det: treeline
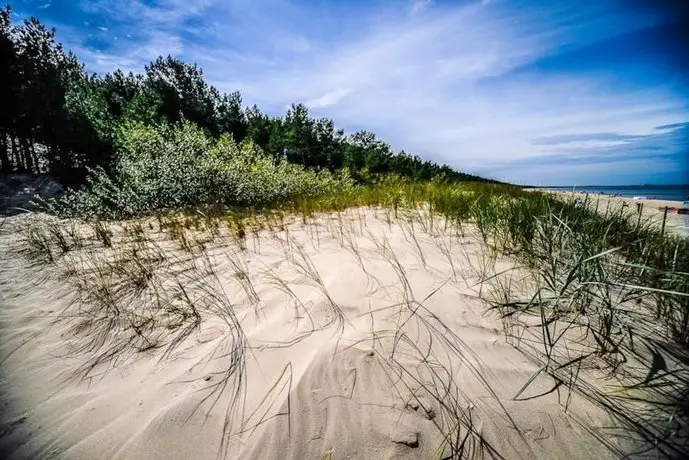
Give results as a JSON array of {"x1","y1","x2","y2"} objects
[{"x1": 0, "y1": 6, "x2": 493, "y2": 185}]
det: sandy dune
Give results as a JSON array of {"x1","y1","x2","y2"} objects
[{"x1": 0, "y1": 207, "x2": 683, "y2": 459}]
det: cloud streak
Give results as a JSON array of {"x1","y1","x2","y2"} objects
[{"x1": 305, "y1": 88, "x2": 353, "y2": 109}]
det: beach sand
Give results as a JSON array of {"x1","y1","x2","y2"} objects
[
  {"x1": 538, "y1": 190, "x2": 689, "y2": 237},
  {"x1": 0, "y1": 207, "x2": 684, "y2": 459}
]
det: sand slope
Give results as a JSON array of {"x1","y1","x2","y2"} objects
[{"x1": 0, "y1": 207, "x2": 667, "y2": 459}]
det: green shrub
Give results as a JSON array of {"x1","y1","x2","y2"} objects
[{"x1": 42, "y1": 121, "x2": 353, "y2": 218}]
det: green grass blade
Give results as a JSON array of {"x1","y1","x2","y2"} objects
[{"x1": 513, "y1": 364, "x2": 546, "y2": 400}]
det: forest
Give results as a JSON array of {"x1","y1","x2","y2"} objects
[{"x1": 0, "y1": 5, "x2": 491, "y2": 187}]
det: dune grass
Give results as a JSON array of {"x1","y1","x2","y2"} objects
[
  {"x1": 20, "y1": 180, "x2": 689, "y2": 362},
  {"x1": 13, "y1": 177, "x2": 689, "y2": 458}
]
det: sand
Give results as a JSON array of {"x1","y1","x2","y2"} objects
[
  {"x1": 0, "y1": 207, "x2": 685, "y2": 459},
  {"x1": 539, "y1": 190, "x2": 689, "y2": 237}
]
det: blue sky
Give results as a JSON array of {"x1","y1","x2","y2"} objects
[{"x1": 11, "y1": 0, "x2": 689, "y2": 185}]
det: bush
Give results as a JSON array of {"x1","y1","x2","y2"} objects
[{"x1": 42, "y1": 121, "x2": 354, "y2": 218}]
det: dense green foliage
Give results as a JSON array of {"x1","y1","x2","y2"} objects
[
  {"x1": 40, "y1": 122, "x2": 353, "y2": 218},
  {"x1": 1, "y1": 5, "x2": 491, "y2": 186}
]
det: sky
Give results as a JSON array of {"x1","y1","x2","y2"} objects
[{"x1": 11, "y1": 0, "x2": 689, "y2": 185}]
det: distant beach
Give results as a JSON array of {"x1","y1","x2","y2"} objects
[
  {"x1": 536, "y1": 188, "x2": 689, "y2": 237},
  {"x1": 540, "y1": 185, "x2": 689, "y2": 203}
]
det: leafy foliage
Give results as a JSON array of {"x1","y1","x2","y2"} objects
[{"x1": 42, "y1": 122, "x2": 353, "y2": 218}]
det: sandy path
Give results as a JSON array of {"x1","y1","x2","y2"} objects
[{"x1": 0, "y1": 207, "x2": 674, "y2": 459}]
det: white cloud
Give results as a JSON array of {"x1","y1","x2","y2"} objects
[
  {"x1": 81, "y1": 0, "x2": 217, "y2": 24},
  {"x1": 409, "y1": 0, "x2": 433, "y2": 16},
  {"x1": 69, "y1": 30, "x2": 183, "y2": 74},
  {"x1": 533, "y1": 140, "x2": 632, "y2": 150},
  {"x1": 58, "y1": 0, "x2": 214, "y2": 74},
  {"x1": 305, "y1": 88, "x2": 353, "y2": 109}
]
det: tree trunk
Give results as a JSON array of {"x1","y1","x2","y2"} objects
[
  {"x1": 10, "y1": 135, "x2": 25, "y2": 172},
  {"x1": 0, "y1": 131, "x2": 11, "y2": 173},
  {"x1": 29, "y1": 141, "x2": 39, "y2": 173},
  {"x1": 21, "y1": 137, "x2": 33, "y2": 174}
]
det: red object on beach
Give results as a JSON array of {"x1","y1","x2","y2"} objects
[
  {"x1": 659, "y1": 207, "x2": 678, "y2": 212},
  {"x1": 678, "y1": 208, "x2": 689, "y2": 215}
]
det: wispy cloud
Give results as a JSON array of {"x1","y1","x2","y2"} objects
[
  {"x1": 409, "y1": 0, "x2": 434, "y2": 16},
  {"x1": 531, "y1": 133, "x2": 648, "y2": 145},
  {"x1": 45, "y1": 0, "x2": 215, "y2": 74},
  {"x1": 305, "y1": 88, "x2": 353, "y2": 109},
  {"x1": 656, "y1": 122, "x2": 689, "y2": 131},
  {"x1": 15, "y1": 0, "x2": 689, "y2": 185}
]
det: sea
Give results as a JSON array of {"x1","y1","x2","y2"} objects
[{"x1": 541, "y1": 184, "x2": 689, "y2": 202}]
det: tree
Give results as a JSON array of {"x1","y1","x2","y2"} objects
[
  {"x1": 0, "y1": 5, "x2": 17, "y2": 172},
  {"x1": 216, "y1": 91, "x2": 247, "y2": 141},
  {"x1": 245, "y1": 105, "x2": 272, "y2": 149},
  {"x1": 314, "y1": 117, "x2": 344, "y2": 171},
  {"x1": 283, "y1": 103, "x2": 316, "y2": 166},
  {"x1": 144, "y1": 56, "x2": 218, "y2": 132},
  {"x1": 266, "y1": 118, "x2": 286, "y2": 160},
  {"x1": 3, "y1": 12, "x2": 81, "y2": 176},
  {"x1": 101, "y1": 70, "x2": 142, "y2": 118},
  {"x1": 61, "y1": 74, "x2": 116, "y2": 178},
  {"x1": 344, "y1": 130, "x2": 392, "y2": 174}
]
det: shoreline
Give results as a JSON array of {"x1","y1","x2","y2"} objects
[
  {"x1": 529, "y1": 186, "x2": 689, "y2": 204},
  {"x1": 532, "y1": 188, "x2": 689, "y2": 237}
]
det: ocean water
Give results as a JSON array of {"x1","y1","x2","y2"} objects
[{"x1": 543, "y1": 185, "x2": 689, "y2": 202}]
